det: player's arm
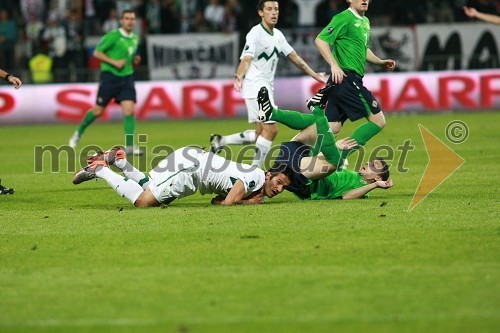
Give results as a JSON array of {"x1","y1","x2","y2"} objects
[
  {"x1": 287, "y1": 51, "x2": 326, "y2": 84},
  {"x1": 366, "y1": 49, "x2": 396, "y2": 71},
  {"x1": 464, "y1": 6, "x2": 500, "y2": 25},
  {"x1": 220, "y1": 179, "x2": 247, "y2": 205},
  {"x1": 234, "y1": 55, "x2": 252, "y2": 93},
  {"x1": 342, "y1": 180, "x2": 394, "y2": 200},
  {"x1": 0, "y1": 68, "x2": 22, "y2": 89},
  {"x1": 93, "y1": 49, "x2": 126, "y2": 69},
  {"x1": 315, "y1": 37, "x2": 345, "y2": 84}
]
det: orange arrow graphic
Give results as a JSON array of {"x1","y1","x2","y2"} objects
[{"x1": 409, "y1": 124, "x2": 465, "y2": 211}]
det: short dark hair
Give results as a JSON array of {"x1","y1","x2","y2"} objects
[
  {"x1": 376, "y1": 159, "x2": 390, "y2": 181},
  {"x1": 258, "y1": 0, "x2": 278, "y2": 11},
  {"x1": 267, "y1": 162, "x2": 294, "y2": 184},
  {"x1": 121, "y1": 9, "x2": 136, "y2": 18}
]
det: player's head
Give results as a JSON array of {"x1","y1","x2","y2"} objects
[
  {"x1": 263, "y1": 163, "x2": 294, "y2": 198},
  {"x1": 346, "y1": 0, "x2": 369, "y2": 14},
  {"x1": 258, "y1": 1, "x2": 279, "y2": 28},
  {"x1": 358, "y1": 158, "x2": 389, "y2": 182},
  {"x1": 120, "y1": 10, "x2": 136, "y2": 32}
]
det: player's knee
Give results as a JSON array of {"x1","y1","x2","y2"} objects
[
  {"x1": 263, "y1": 124, "x2": 278, "y2": 139},
  {"x1": 376, "y1": 119, "x2": 386, "y2": 129},
  {"x1": 92, "y1": 107, "x2": 104, "y2": 117}
]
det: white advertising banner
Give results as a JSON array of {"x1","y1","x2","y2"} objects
[
  {"x1": 146, "y1": 33, "x2": 239, "y2": 80},
  {"x1": 0, "y1": 70, "x2": 498, "y2": 124},
  {"x1": 280, "y1": 22, "x2": 499, "y2": 74}
]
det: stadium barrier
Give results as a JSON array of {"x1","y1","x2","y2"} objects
[{"x1": 0, "y1": 69, "x2": 498, "y2": 124}]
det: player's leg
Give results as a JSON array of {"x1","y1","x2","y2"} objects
[
  {"x1": 340, "y1": 112, "x2": 384, "y2": 159},
  {"x1": 69, "y1": 104, "x2": 105, "y2": 148},
  {"x1": 120, "y1": 100, "x2": 144, "y2": 155},
  {"x1": 311, "y1": 105, "x2": 342, "y2": 167},
  {"x1": 117, "y1": 74, "x2": 143, "y2": 155},
  {"x1": 69, "y1": 72, "x2": 117, "y2": 148},
  {"x1": 210, "y1": 98, "x2": 260, "y2": 154},
  {"x1": 253, "y1": 122, "x2": 277, "y2": 167},
  {"x1": 257, "y1": 86, "x2": 315, "y2": 130},
  {"x1": 88, "y1": 147, "x2": 151, "y2": 189},
  {"x1": 73, "y1": 160, "x2": 151, "y2": 206},
  {"x1": 330, "y1": 73, "x2": 384, "y2": 159},
  {"x1": 210, "y1": 130, "x2": 256, "y2": 154}
]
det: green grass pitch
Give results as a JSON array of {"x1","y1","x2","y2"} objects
[{"x1": 0, "y1": 112, "x2": 499, "y2": 333}]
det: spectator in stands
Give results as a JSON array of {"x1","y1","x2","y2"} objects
[
  {"x1": 204, "y1": 0, "x2": 225, "y2": 31},
  {"x1": 316, "y1": 0, "x2": 343, "y2": 27},
  {"x1": 145, "y1": 0, "x2": 161, "y2": 34},
  {"x1": 102, "y1": 7, "x2": 119, "y2": 33},
  {"x1": 160, "y1": 0, "x2": 181, "y2": 34},
  {"x1": 29, "y1": 42, "x2": 54, "y2": 83},
  {"x1": 191, "y1": 10, "x2": 213, "y2": 32},
  {"x1": 0, "y1": 9, "x2": 18, "y2": 71},
  {"x1": 65, "y1": 9, "x2": 85, "y2": 82},
  {"x1": 24, "y1": 12, "x2": 45, "y2": 59},
  {"x1": 464, "y1": 5, "x2": 500, "y2": 24},
  {"x1": 222, "y1": 0, "x2": 241, "y2": 32},
  {"x1": 42, "y1": 11, "x2": 68, "y2": 82},
  {"x1": 20, "y1": 0, "x2": 46, "y2": 22},
  {"x1": 179, "y1": 0, "x2": 204, "y2": 33}
]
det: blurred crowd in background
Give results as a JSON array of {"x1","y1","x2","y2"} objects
[{"x1": 0, "y1": 0, "x2": 498, "y2": 83}]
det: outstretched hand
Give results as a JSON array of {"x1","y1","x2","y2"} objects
[
  {"x1": 336, "y1": 137, "x2": 358, "y2": 151},
  {"x1": 376, "y1": 180, "x2": 393, "y2": 189},
  {"x1": 381, "y1": 59, "x2": 396, "y2": 71}
]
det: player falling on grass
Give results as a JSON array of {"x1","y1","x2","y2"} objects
[
  {"x1": 258, "y1": 84, "x2": 393, "y2": 200},
  {"x1": 0, "y1": 67, "x2": 22, "y2": 195},
  {"x1": 313, "y1": 0, "x2": 395, "y2": 166},
  {"x1": 72, "y1": 145, "x2": 294, "y2": 207},
  {"x1": 209, "y1": 0, "x2": 326, "y2": 167},
  {"x1": 68, "y1": 10, "x2": 143, "y2": 155}
]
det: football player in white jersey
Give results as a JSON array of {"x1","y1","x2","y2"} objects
[
  {"x1": 210, "y1": 0, "x2": 326, "y2": 167},
  {"x1": 72, "y1": 146, "x2": 294, "y2": 207}
]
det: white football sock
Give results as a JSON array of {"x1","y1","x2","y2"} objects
[
  {"x1": 114, "y1": 158, "x2": 151, "y2": 189},
  {"x1": 220, "y1": 130, "x2": 256, "y2": 146},
  {"x1": 252, "y1": 136, "x2": 273, "y2": 167},
  {"x1": 96, "y1": 167, "x2": 144, "y2": 204}
]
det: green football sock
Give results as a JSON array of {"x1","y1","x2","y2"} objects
[
  {"x1": 77, "y1": 111, "x2": 98, "y2": 135},
  {"x1": 341, "y1": 122, "x2": 382, "y2": 159},
  {"x1": 271, "y1": 108, "x2": 315, "y2": 130},
  {"x1": 312, "y1": 106, "x2": 341, "y2": 166},
  {"x1": 124, "y1": 114, "x2": 135, "y2": 147}
]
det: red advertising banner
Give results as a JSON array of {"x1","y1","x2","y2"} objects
[{"x1": 0, "y1": 70, "x2": 498, "y2": 124}]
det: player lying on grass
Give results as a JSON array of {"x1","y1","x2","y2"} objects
[
  {"x1": 257, "y1": 85, "x2": 393, "y2": 199},
  {"x1": 72, "y1": 146, "x2": 294, "y2": 207}
]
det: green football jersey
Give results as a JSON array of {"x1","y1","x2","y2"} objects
[
  {"x1": 309, "y1": 169, "x2": 368, "y2": 200},
  {"x1": 96, "y1": 29, "x2": 139, "y2": 76},
  {"x1": 317, "y1": 8, "x2": 370, "y2": 77}
]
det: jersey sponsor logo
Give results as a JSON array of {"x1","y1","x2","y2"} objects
[
  {"x1": 372, "y1": 101, "x2": 378, "y2": 108},
  {"x1": 257, "y1": 47, "x2": 280, "y2": 61}
]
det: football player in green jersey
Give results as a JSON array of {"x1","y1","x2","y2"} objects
[
  {"x1": 69, "y1": 10, "x2": 143, "y2": 155},
  {"x1": 314, "y1": 0, "x2": 396, "y2": 167},
  {"x1": 258, "y1": 85, "x2": 393, "y2": 200}
]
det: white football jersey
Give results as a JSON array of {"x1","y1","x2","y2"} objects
[
  {"x1": 241, "y1": 23, "x2": 294, "y2": 99},
  {"x1": 195, "y1": 152, "x2": 265, "y2": 197}
]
